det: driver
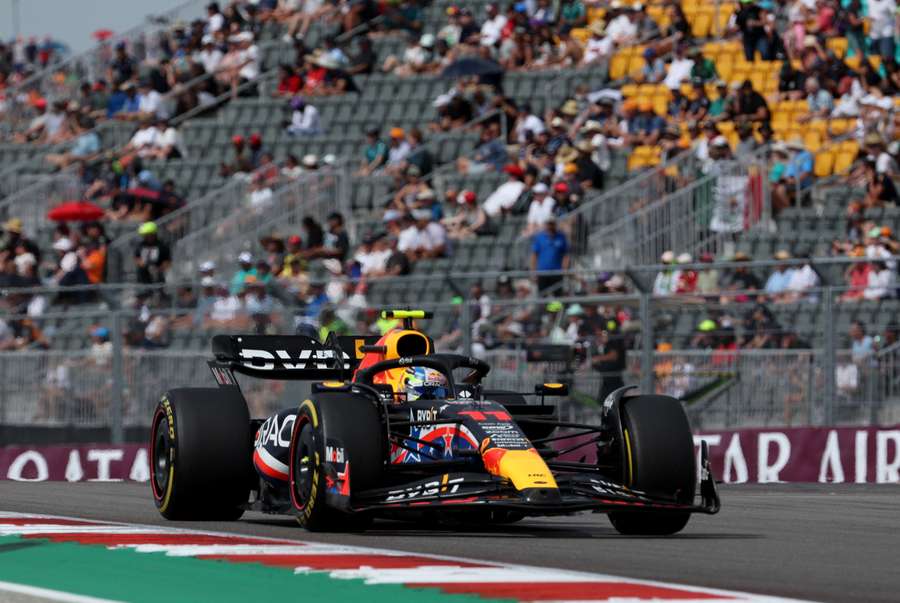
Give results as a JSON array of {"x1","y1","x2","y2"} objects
[{"x1": 401, "y1": 366, "x2": 449, "y2": 401}]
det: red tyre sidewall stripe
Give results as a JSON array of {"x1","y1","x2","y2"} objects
[{"x1": 149, "y1": 406, "x2": 166, "y2": 501}]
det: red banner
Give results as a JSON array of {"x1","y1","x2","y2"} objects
[
  {"x1": 1, "y1": 426, "x2": 899, "y2": 483},
  {"x1": 696, "y1": 425, "x2": 900, "y2": 484}
]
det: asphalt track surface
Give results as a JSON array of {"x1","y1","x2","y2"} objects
[{"x1": 0, "y1": 482, "x2": 897, "y2": 603}]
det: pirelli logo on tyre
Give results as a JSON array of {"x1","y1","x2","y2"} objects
[{"x1": 161, "y1": 397, "x2": 175, "y2": 442}]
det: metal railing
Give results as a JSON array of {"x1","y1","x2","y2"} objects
[
  {"x1": 0, "y1": 174, "x2": 84, "y2": 236},
  {"x1": 106, "y1": 162, "x2": 351, "y2": 282},
  {"x1": 4, "y1": 278, "x2": 900, "y2": 439}
]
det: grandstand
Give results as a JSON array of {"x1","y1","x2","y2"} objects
[{"x1": 2, "y1": 0, "x2": 900, "y2": 441}]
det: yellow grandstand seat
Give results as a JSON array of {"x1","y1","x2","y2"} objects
[
  {"x1": 826, "y1": 37, "x2": 848, "y2": 58},
  {"x1": 610, "y1": 53, "x2": 630, "y2": 80},
  {"x1": 691, "y1": 11, "x2": 713, "y2": 38},
  {"x1": 845, "y1": 55, "x2": 861, "y2": 70},
  {"x1": 829, "y1": 118, "x2": 851, "y2": 135},
  {"x1": 653, "y1": 93, "x2": 669, "y2": 115},
  {"x1": 834, "y1": 151, "x2": 856, "y2": 174},
  {"x1": 814, "y1": 151, "x2": 835, "y2": 177},
  {"x1": 803, "y1": 130, "x2": 823, "y2": 152},
  {"x1": 570, "y1": 28, "x2": 591, "y2": 44},
  {"x1": 621, "y1": 83, "x2": 639, "y2": 98}
]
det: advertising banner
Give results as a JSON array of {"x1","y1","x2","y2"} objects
[{"x1": 1, "y1": 425, "x2": 898, "y2": 483}]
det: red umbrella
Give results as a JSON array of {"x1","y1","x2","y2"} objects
[
  {"x1": 92, "y1": 29, "x2": 115, "y2": 41},
  {"x1": 47, "y1": 201, "x2": 105, "y2": 222}
]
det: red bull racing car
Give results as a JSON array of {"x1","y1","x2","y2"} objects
[{"x1": 150, "y1": 310, "x2": 719, "y2": 535}]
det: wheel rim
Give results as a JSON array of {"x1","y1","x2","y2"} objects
[
  {"x1": 292, "y1": 422, "x2": 316, "y2": 509},
  {"x1": 152, "y1": 417, "x2": 170, "y2": 496}
]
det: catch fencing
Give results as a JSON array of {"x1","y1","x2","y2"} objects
[{"x1": 4, "y1": 269, "x2": 900, "y2": 441}]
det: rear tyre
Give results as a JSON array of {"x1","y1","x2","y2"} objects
[
  {"x1": 150, "y1": 388, "x2": 253, "y2": 521},
  {"x1": 608, "y1": 395, "x2": 695, "y2": 536},
  {"x1": 289, "y1": 393, "x2": 383, "y2": 531}
]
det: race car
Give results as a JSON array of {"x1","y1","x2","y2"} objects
[{"x1": 149, "y1": 310, "x2": 719, "y2": 535}]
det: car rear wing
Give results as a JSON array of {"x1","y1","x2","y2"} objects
[{"x1": 208, "y1": 333, "x2": 380, "y2": 382}]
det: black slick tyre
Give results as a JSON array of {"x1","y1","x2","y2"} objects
[
  {"x1": 150, "y1": 387, "x2": 253, "y2": 520},
  {"x1": 608, "y1": 394, "x2": 696, "y2": 535},
  {"x1": 289, "y1": 393, "x2": 383, "y2": 531}
]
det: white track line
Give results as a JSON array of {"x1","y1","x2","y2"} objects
[{"x1": 0, "y1": 581, "x2": 122, "y2": 603}]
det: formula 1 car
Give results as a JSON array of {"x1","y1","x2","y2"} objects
[{"x1": 150, "y1": 310, "x2": 719, "y2": 535}]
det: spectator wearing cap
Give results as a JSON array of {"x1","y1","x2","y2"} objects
[
  {"x1": 582, "y1": 20, "x2": 613, "y2": 65},
  {"x1": 573, "y1": 138, "x2": 604, "y2": 189},
  {"x1": 640, "y1": 47, "x2": 666, "y2": 84},
  {"x1": 134, "y1": 222, "x2": 170, "y2": 285},
  {"x1": 390, "y1": 164, "x2": 430, "y2": 211},
  {"x1": 458, "y1": 122, "x2": 507, "y2": 174},
  {"x1": 444, "y1": 190, "x2": 489, "y2": 240},
  {"x1": 530, "y1": 217, "x2": 569, "y2": 292},
  {"x1": 483, "y1": 164, "x2": 527, "y2": 218},
  {"x1": 50, "y1": 235, "x2": 89, "y2": 294},
  {"x1": 286, "y1": 96, "x2": 321, "y2": 136},
  {"x1": 590, "y1": 316, "x2": 627, "y2": 400},
  {"x1": 359, "y1": 127, "x2": 389, "y2": 175},
  {"x1": 766, "y1": 250, "x2": 798, "y2": 301},
  {"x1": 230, "y1": 252, "x2": 257, "y2": 295},
  {"x1": 387, "y1": 127, "x2": 411, "y2": 167},
  {"x1": 135, "y1": 78, "x2": 166, "y2": 121},
  {"x1": 197, "y1": 35, "x2": 224, "y2": 75},
  {"x1": 864, "y1": 134, "x2": 899, "y2": 176},
  {"x1": 523, "y1": 183, "x2": 556, "y2": 236},
  {"x1": 674, "y1": 253, "x2": 697, "y2": 293},
  {"x1": 220, "y1": 134, "x2": 251, "y2": 177},
  {"x1": 2, "y1": 218, "x2": 41, "y2": 263},
  {"x1": 383, "y1": 33, "x2": 433, "y2": 75},
  {"x1": 653, "y1": 250, "x2": 681, "y2": 295}
]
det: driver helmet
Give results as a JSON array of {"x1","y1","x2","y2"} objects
[{"x1": 402, "y1": 366, "x2": 449, "y2": 401}]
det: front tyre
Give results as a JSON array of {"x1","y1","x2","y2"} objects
[
  {"x1": 608, "y1": 395, "x2": 696, "y2": 536},
  {"x1": 289, "y1": 394, "x2": 383, "y2": 531},
  {"x1": 150, "y1": 388, "x2": 254, "y2": 520}
]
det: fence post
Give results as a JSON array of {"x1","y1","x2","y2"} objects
[
  {"x1": 110, "y1": 311, "x2": 125, "y2": 444},
  {"x1": 640, "y1": 293, "x2": 654, "y2": 393},
  {"x1": 822, "y1": 286, "x2": 836, "y2": 426},
  {"x1": 461, "y1": 299, "x2": 472, "y2": 356}
]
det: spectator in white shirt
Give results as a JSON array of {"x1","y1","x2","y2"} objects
[
  {"x1": 483, "y1": 164, "x2": 527, "y2": 217},
  {"x1": 286, "y1": 96, "x2": 321, "y2": 135},
  {"x1": 236, "y1": 33, "x2": 260, "y2": 82},
  {"x1": 153, "y1": 118, "x2": 185, "y2": 160},
  {"x1": 523, "y1": 183, "x2": 556, "y2": 236},
  {"x1": 387, "y1": 127, "x2": 412, "y2": 166},
  {"x1": 481, "y1": 3, "x2": 508, "y2": 46},
  {"x1": 206, "y1": 2, "x2": 226, "y2": 34},
  {"x1": 196, "y1": 35, "x2": 224, "y2": 74},
  {"x1": 125, "y1": 118, "x2": 161, "y2": 158},
  {"x1": 582, "y1": 21, "x2": 612, "y2": 64},
  {"x1": 867, "y1": 0, "x2": 897, "y2": 59},
  {"x1": 864, "y1": 261, "x2": 895, "y2": 300},
  {"x1": 605, "y1": 5, "x2": 639, "y2": 44},
  {"x1": 664, "y1": 44, "x2": 695, "y2": 90},
  {"x1": 514, "y1": 103, "x2": 546, "y2": 144},
  {"x1": 137, "y1": 79, "x2": 167, "y2": 120},
  {"x1": 398, "y1": 210, "x2": 447, "y2": 260}
]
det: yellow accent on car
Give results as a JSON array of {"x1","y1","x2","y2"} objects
[
  {"x1": 494, "y1": 449, "x2": 559, "y2": 491},
  {"x1": 624, "y1": 428, "x2": 634, "y2": 488},
  {"x1": 300, "y1": 399, "x2": 318, "y2": 428},
  {"x1": 544, "y1": 383, "x2": 564, "y2": 388},
  {"x1": 320, "y1": 381, "x2": 346, "y2": 388},
  {"x1": 382, "y1": 310, "x2": 426, "y2": 319}
]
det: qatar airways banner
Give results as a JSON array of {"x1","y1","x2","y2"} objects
[
  {"x1": 695, "y1": 425, "x2": 900, "y2": 484},
  {"x1": 1, "y1": 426, "x2": 899, "y2": 483},
  {"x1": 0, "y1": 444, "x2": 149, "y2": 482}
]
